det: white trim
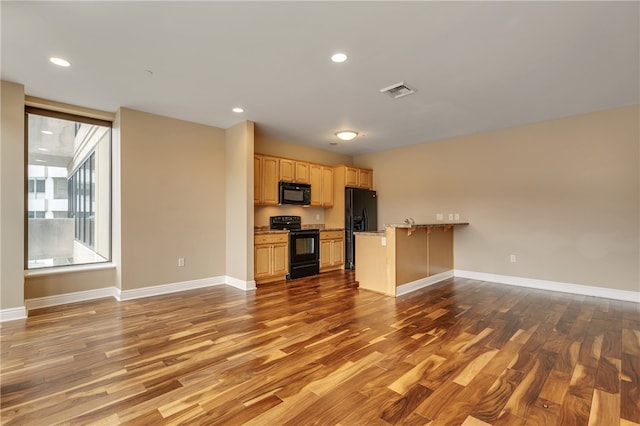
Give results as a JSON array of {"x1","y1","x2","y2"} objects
[
  {"x1": 116, "y1": 276, "x2": 227, "y2": 301},
  {"x1": 25, "y1": 262, "x2": 116, "y2": 277},
  {"x1": 396, "y1": 270, "x2": 454, "y2": 297},
  {"x1": 0, "y1": 306, "x2": 27, "y2": 322},
  {"x1": 25, "y1": 287, "x2": 118, "y2": 312},
  {"x1": 225, "y1": 276, "x2": 257, "y2": 291},
  {"x1": 454, "y1": 270, "x2": 640, "y2": 303}
]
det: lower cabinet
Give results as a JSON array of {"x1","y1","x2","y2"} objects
[
  {"x1": 319, "y1": 230, "x2": 344, "y2": 272},
  {"x1": 255, "y1": 233, "x2": 288, "y2": 284}
]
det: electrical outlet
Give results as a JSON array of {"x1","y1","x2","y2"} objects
[
  {"x1": 315, "y1": 213, "x2": 320, "y2": 221},
  {"x1": 454, "y1": 213, "x2": 460, "y2": 221},
  {"x1": 510, "y1": 254, "x2": 516, "y2": 263},
  {"x1": 436, "y1": 213, "x2": 443, "y2": 220},
  {"x1": 178, "y1": 257, "x2": 185, "y2": 267},
  {"x1": 448, "y1": 213, "x2": 454, "y2": 221}
]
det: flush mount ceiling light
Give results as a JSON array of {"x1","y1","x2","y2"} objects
[
  {"x1": 41, "y1": 130, "x2": 53, "y2": 135},
  {"x1": 331, "y1": 53, "x2": 348, "y2": 63},
  {"x1": 335, "y1": 130, "x2": 358, "y2": 141},
  {"x1": 49, "y1": 57, "x2": 71, "y2": 67},
  {"x1": 232, "y1": 107, "x2": 244, "y2": 113}
]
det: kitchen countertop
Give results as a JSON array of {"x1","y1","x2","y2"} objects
[
  {"x1": 384, "y1": 222, "x2": 469, "y2": 228},
  {"x1": 254, "y1": 229, "x2": 289, "y2": 235},
  {"x1": 354, "y1": 222, "x2": 469, "y2": 237},
  {"x1": 255, "y1": 225, "x2": 344, "y2": 234}
]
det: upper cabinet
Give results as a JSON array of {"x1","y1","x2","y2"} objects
[
  {"x1": 341, "y1": 166, "x2": 373, "y2": 190},
  {"x1": 310, "y1": 164, "x2": 334, "y2": 207},
  {"x1": 255, "y1": 155, "x2": 371, "y2": 211},
  {"x1": 279, "y1": 159, "x2": 309, "y2": 184},
  {"x1": 254, "y1": 154, "x2": 279, "y2": 205}
]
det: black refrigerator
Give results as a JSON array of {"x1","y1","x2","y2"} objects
[{"x1": 345, "y1": 187, "x2": 378, "y2": 270}]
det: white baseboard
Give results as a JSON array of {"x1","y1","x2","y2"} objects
[
  {"x1": 26, "y1": 287, "x2": 119, "y2": 312},
  {"x1": 0, "y1": 306, "x2": 27, "y2": 322},
  {"x1": 225, "y1": 276, "x2": 257, "y2": 291},
  {"x1": 396, "y1": 271, "x2": 454, "y2": 297},
  {"x1": 18, "y1": 275, "x2": 257, "y2": 315},
  {"x1": 454, "y1": 270, "x2": 640, "y2": 303},
  {"x1": 116, "y1": 276, "x2": 227, "y2": 301}
]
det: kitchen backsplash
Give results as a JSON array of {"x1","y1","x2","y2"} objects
[{"x1": 254, "y1": 205, "x2": 325, "y2": 227}]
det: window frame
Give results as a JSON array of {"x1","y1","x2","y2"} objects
[{"x1": 24, "y1": 106, "x2": 113, "y2": 270}]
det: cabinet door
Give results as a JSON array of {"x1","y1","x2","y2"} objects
[
  {"x1": 262, "y1": 156, "x2": 279, "y2": 205},
  {"x1": 255, "y1": 244, "x2": 272, "y2": 279},
  {"x1": 254, "y1": 155, "x2": 262, "y2": 204},
  {"x1": 332, "y1": 238, "x2": 344, "y2": 267},
  {"x1": 345, "y1": 167, "x2": 359, "y2": 187},
  {"x1": 320, "y1": 239, "x2": 333, "y2": 269},
  {"x1": 295, "y1": 162, "x2": 310, "y2": 184},
  {"x1": 309, "y1": 164, "x2": 323, "y2": 206},
  {"x1": 279, "y1": 159, "x2": 295, "y2": 182},
  {"x1": 358, "y1": 169, "x2": 372, "y2": 189},
  {"x1": 322, "y1": 167, "x2": 334, "y2": 207},
  {"x1": 272, "y1": 243, "x2": 288, "y2": 278}
]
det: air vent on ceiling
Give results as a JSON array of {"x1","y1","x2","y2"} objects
[{"x1": 379, "y1": 82, "x2": 417, "y2": 99}]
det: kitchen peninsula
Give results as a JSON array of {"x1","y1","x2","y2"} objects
[{"x1": 354, "y1": 222, "x2": 469, "y2": 297}]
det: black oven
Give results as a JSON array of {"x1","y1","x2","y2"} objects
[
  {"x1": 288, "y1": 229, "x2": 320, "y2": 279},
  {"x1": 270, "y1": 215, "x2": 319, "y2": 280}
]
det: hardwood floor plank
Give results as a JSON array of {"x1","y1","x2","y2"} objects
[
  {"x1": 621, "y1": 352, "x2": 640, "y2": 423},
  {"x1": 1, "y1": 272, "x2": 637, "y2": 425},
  {"x1": 588, "y1": 389, "x2": 620, "y2": 426}
]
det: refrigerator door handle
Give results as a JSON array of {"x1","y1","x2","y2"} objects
[{"x1": 362, "y1": 208, "x2": 368, "y2": 231}]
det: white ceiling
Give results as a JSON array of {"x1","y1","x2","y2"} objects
[{"x1": 2, "y1": 1, "x2": 638, "y2": 156}]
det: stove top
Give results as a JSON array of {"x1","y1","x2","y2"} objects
[{"x1": 270, "y1": 215, "x2": 302, "y2": 231}]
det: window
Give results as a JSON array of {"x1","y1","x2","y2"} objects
[
  {"x1": 26, "y1": 107, "x2": 111, "y2": 269},
  {"x1": 27, "y1": 178, "x2": 46, "y2": 199}
]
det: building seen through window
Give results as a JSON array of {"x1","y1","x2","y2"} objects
[{"x1": 26, "y1": 108, "x2": 111, "y2": 269}]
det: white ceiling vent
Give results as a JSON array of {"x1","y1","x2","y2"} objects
[{"x1": 379, "y1": 82, "x2": 417, "y2": 99}]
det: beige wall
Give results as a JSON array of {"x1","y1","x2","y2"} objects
[
  {"x1": 254, "y1": 205, "x2": 326, "y2": 228},
  {"x1": 119, "y1": 108, "x2": 226, "y2": 290},
  {"x1": 0, "y1": 81, "x2": 25, "y2": 310},
  {"x1": 355, "y1": 106, "x2": 640, "y2": 292},
  {"x1": 225, "y1": 121, "x2": 254, "y2": 283},
  {"x1": 25, "y1": 268, "x2": 116, "y2": 299},
  {"x1": 255, "y1": 125, "x2": 352, "y2": 166}
]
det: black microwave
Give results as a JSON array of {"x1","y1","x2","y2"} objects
[{"x1": 279, "y1": 182, "x2": 311, "y2": 205}]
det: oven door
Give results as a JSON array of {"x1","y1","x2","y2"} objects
[
  {"x1": 289, "y1": 231, "x2": 319, "y2": 264},
  {"x1": 288, "y1": 230, "x2": 320, "y2": 279}
]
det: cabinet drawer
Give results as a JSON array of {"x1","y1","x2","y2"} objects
[
  {"x1": 320, "y1": 230, "x2": 343, "y2": 240},
  {"x1": 255, "y1": 233, "x2": 288, "y2": 245}
]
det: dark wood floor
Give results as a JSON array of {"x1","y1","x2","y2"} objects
[{"x1": 1, "y1": 271, "x2": 639, "y2": 425}]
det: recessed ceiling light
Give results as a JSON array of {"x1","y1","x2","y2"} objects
[
  {"x1": 49, "y1": 57, "x2": 71, "y2": 67},
  {"x1": 232, "y1": 107, "x2": 244, "y2": 113},
  {"x1": 41, "y1": 130, "x2": 53, "y2": 135},
  {"x1": 331, "y1": 53, "x2": 348, "y2": 63},
  {"x1": 335, "y1": 130, "x2": 358, "y2": 141}
]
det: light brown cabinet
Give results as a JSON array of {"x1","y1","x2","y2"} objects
[
  {"x1": 321, "y1": 167, "x2": 334, "y2": 206},
  {"x1": 279, "y1": 159, "x2": 309, "y2": 184},
  {"x1": 344, "y1": 166, "x2": 372, "y2": 189},
  {"x1": 254, "y1": 154, "x2": 279, "y2": 205},
  {"x1": 310, "y1": 164, "x2": 334, "y2": 207},
  {"x1": 319, "y1": 230, "x2": 344, "y2": 272},
  {"x1": 254, "y1": 233, "x2": 288, "y2": 284}
]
